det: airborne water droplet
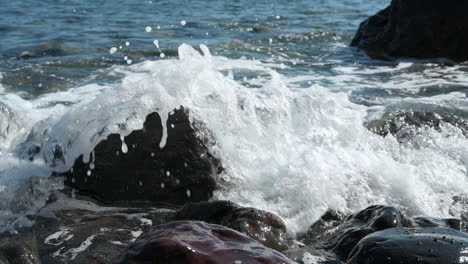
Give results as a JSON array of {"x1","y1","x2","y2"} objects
[
  {"x1": 109, "y1": 47, "x2": 117, "y2": 54},
  {"x1": 186, "y1": 189, "x2": 191, "y2": 198},
  {"x1": 145, "y1": 26, "x2": 152, "y2": 32},
  {"x1": 122, "y1": 143, "x2": 128, "y2": 153}
]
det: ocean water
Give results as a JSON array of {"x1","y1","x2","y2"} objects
[{"x1": 0, "y1": 0, "x2": 467, "y2": 234}]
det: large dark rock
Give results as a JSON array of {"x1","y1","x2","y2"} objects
[
  {"x1": 304, "y1": 205, "x2": 412, "y2": 259},
  {"x1": 351, "y1": 0, "x2": 468, "y2": 62},
  {"x1": 173, "y1": 201, "x2": 289, "y2": 252},
  {"x1": 347, "y1": 227, "x2": 468, "y2": 264},
  {"x1": 114, "y1": 221, "x2": 292, "y2": 264},
  {"x1": 59, "y1": 107, "x2": 222, "y2": 207}
]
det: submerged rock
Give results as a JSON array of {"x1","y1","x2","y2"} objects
[
  {"x1": 173, "y1": 201, "x2": 289, "y2": 251},
  {"x1": 347, "y1": 227, "x2": 468, "y2": 264},
  {"x1": 351, "y1": 0, "x2": 468, "y2": 62},
  {"x1": 59, "y1": 107, "x2": 222, "y2": 207},
  {"x1": 114, "y1": 220, "x2": 292, "y2": 264},
  {"x1": 366, "y1": 110, "x2": 468, "y2": 141}
]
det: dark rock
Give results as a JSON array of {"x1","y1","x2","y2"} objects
[
  {"x1": 305, "y1": 205, "x2": 412, "y2": 259},
  {"x1": 351, "y1": 0, "x2": 468, "y2": 62},
  {"x1": 301, "y1": 210, "x2": 345, "y2": 244},
  {"x1": 413, "y1": 217, "x2": 468, "y2": 233},
  {"x1": 173, "y1": 201, "x2": 289, "y2": 251},
  {"x1": 0, "y1": 233, "x2": 41, "y2": 264},
  {"x1": 114, "y1": 220, "x2": 292, "y2": 264},
  {"x1": 347, "y1": 227, "x2": 468, "y2": 264},
  {"x1": 366, "y1": 110, "x2": 468, "y2": 141},
  {"x1": 58, "y1": 107, "x2": 222, "y2": 207},
  {"x1": 0, "y1": 199, "x2": 175, "y2": 264}
]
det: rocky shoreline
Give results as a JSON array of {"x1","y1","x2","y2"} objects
[
  {"x1": 2, "y1": 0, "x2": 468, "y2": 262},
  {"x1": 1, "y1": 103, "x2": 467, "y2": 263}
]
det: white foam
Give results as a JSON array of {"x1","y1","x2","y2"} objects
[{"x1": 0, "y1": 44, "x2": 467, "y2": 234}]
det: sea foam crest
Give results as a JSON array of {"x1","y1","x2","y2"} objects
[{"x1": 0, "y1": 44, "x2": 467, "y2": 234}]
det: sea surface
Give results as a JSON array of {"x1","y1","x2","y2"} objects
[{"x1": 0, "y1": 0, "x2": 467, "y2": 234}]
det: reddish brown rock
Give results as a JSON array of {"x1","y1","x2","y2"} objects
[{"x1": 114, "y1": 221, "x2": 292, "y2": 264}]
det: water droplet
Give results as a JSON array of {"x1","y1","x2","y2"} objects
[
  {"x1": 181, "y1": 20, "x2": 186, "y2": 26},
  {"x1": 109, "y1": 47, "x2": 118, "y2": 54},
  {"x1": 127, "y1": 59, "x2": 132, "y2": 64},
  {"x1": 90, "y1": 163, "x2": 95, "y2": 170},
  {"x1": 153, "y1": 40, "x2": 159, "y2": 49},
  {"x1": 87, "y1": 170, "x2": 91, "y2": 176},
  {"x1": 161, "y1": 183, "x2": 165, "y2": 188},
  {"x1": 171, "y1": 124, "x2": 175, "y2": 128},
  {"x1": 269, "y1": 38, "x2": 273, "y2": 44},
  {"x1": 145, "y1": 26, "x2": 152, "y2": 32},
  {"x1": 139, "y1": 181, "x2": 142, "y2": 186},
  {"x1": 125, "y1": 41, "x2": 130, "y2": 46},
  {"x1": 151, "y1": 152, "x2": 155, "y2": 157},
  {"x1": 186, "y1": 189, "x2": 191, "y2": 198},
  {"x1": 166, "y1": 171, "x2": 171, "y2": 177},
  {"x1": 122, "y1": 143, "x2": 128, "y2": 153},
  {"x1": 160, "y1": 53, "x2": 165, "y2": 58},
  {"x1": 124, "y1": 56, "x2": 128, "y2": 60},
  {"x1": 275, "y1": 15, "x2": 281, "y2": 19}
]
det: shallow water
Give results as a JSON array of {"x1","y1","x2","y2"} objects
[{"x1": 0, "y1": 0, "x2": 467, "y2": 234}]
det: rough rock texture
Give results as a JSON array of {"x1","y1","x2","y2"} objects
[
  {"x1": 300, "y1": 205, "x2": 412, "y2": 259},
  {"x1": 366, "y1": 111, "x2": 468, "y2": 141},
  {"x1": 173, "y1": 201, "x2": 289, "y2": 251},
  {"x1": 0, "y1": 233, "x2": 41, "y2": 264},
  {"x1": 323, "y1": 205, "x2": 412, "y2": 258},
  {"x1": 351, "y1": 0, "x2": 468, "y2": 62},
  {"x1": 114, "y1": 221, "x2": 292, "y2": 264},
  {"x1": 59, "y1": 107, "x2": 222, "y2": 207},
  {"x1": 347, "y1": 227, "x2": 468, "y2": 264}
]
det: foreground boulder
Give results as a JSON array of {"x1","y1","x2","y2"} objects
[
  {"x1": 351, "y1": 0, "x2": 468, "y2": 62},
  {"x1": 173, "y1": 201, "x2": 289, "y2": 251},
  {"x1": 347, "y1": 227, "x2": 468, "y2": 264},
  {"x1": 114, "y1": 221, "x2": 292, "y2": 264},
  {"x1": 59, "y1": 107, "x2": 222, "y2": 207}
]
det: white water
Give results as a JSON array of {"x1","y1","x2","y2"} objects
[{"x1": 0, "y1": 44, "x2": 467, "y2": 234}]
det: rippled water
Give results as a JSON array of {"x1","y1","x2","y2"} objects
[{"x1": 0, "y1": 0, "x2": 467, "y2": 234}]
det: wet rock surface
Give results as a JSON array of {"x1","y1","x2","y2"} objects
[
  {"x1": 316, "y1": 205, "x2": 412, "y2": 258},
  {"x1": 58, "y1": 107, "x2": 222, "y2": 207},
  {"x1": 289, "y1": 205, "x2": 468, "y2": 264},
  {"x1": 114, "y1": 220, "x2": 292, "y2": 264},
  {"x1": 173, "y1": 200, "x2": 289, "y2": 252},
  {"x1": 0, "y1": 199, "x2": 174, "y2": 264},
  {"x1": 347, "y1": 227, "x2": 468, "y2": 264},
  {"x1": 351, "y1": 0, "x2": 468, "y2": 62},
  {"x1": 366, "y1": 110, "x2": 468, "y2": 142}
]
